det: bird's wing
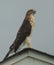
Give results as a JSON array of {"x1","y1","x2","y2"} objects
[{"x1": 10, "y1": 19, "x2": 31, "y2": 52}]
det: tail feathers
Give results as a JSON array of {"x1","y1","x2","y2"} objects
[{"x1": 2, "y1": 49, "x2": 12, "y2": 61}]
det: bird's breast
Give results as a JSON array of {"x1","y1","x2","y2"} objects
[{"x1": 30, "y1": 15, "x2": 35, "y2": 31}]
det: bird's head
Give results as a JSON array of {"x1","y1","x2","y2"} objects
[
  {"x1": 25, "y1": 9, "x2": 36, "y2": 21},
  {"x1": 26, "y1": 9, "x2": 36, "y2": 16}
]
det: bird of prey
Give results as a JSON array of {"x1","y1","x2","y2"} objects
[{"x1": 3, "y1": 9, "x2": 36, "y2": 61}]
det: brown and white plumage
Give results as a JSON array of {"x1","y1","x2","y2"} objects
[{"x1": 3, "y1": 9, "x2": 36, "y2": 61}]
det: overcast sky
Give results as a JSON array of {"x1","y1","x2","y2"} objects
[{"x1": 0, "y1": 0, "x2": 54, "y2": 61}]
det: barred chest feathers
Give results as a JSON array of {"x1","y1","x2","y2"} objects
[
  {"x1": 29, "y1": 14, "x2": 35, "y2": 32},
  {"x1": 25, "y1": 14, "x2": 35, "y2": 40}
]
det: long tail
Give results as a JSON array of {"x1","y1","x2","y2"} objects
[{"x1": 2, "y1": 49, "x2": 12, "y2": 61}]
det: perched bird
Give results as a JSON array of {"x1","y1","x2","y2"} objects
[{"x1": 3, "y1": 9, "x2": 36, "y2": 61}]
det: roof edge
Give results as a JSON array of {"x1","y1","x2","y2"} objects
[{"x1": 0, "y1": 48, "x2": 54, "y2": 63}]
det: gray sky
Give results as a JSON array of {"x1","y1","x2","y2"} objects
[{"x1": 0, "y1": 0, "x2": 54, "y2": 61}]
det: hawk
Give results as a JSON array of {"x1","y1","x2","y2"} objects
[{"x1": 3, "y1": 9, "x2": 36, "y2": 61}]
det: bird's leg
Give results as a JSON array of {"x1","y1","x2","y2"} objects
[
  {"x1": 26, "y1": 37, "x2": 31, "y2": 48},
  {"x1": 27, "y1": 41, "x2": 31, "y2": 48},
  {"x1": 24, "y1": 36, "x2": 31, "y2": 48}
]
